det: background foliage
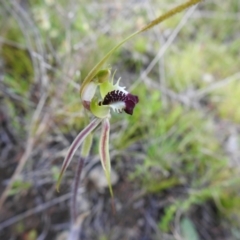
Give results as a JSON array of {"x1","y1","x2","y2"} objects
[{"x1": 0, "y1": 0, "x2": 240, "y2": 239}]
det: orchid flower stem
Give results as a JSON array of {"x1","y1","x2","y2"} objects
[{"x1": 71, "y1": 156, "x2": 85, "y2": 224}]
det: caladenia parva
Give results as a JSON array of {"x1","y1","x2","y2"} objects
[
  {"x1": 56, "y1": 0, "x2": 203, "y2": 203},
  {"x1": 56, "y1": 69, "x2": 139, "y2": 197}
]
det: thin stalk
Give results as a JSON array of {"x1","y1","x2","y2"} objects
[{"x1": 71, "y1": 157, "x2": 85, "y2": 224}]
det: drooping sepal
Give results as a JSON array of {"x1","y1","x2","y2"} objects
[
  {"x1": 56, "y1": 118, "x2": 102, "y2": 191},
  {"x1": 99, "y1": 118, "x2": 113, "y2": 197},
  {"x1": 81, "y1": 133, "x2": 93, "y2": 158}
]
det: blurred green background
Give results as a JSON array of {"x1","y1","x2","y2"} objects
[{"x1": 0, "y1": 0, "x2": 240, "y2": 239}]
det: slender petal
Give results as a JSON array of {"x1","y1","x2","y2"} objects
[
  {"x1": 56, "y1": 118, "x2": 102, "y2": 191},
  {"x1": 99, "y1": 118, "x2": 113, "y2": 197},
  {"x1": 81, "y1": 133, "x2": 93, "y2": 158}
]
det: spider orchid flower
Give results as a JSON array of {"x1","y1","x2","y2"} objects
[{"x1": 57, "y1": 69, "x2": 138, "y2": 196}]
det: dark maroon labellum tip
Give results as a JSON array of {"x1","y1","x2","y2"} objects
[{"x1": 124, "y1": 94, "x2": 139, "y2": 115}]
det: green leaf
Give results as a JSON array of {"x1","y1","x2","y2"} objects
[
  {"x1": 180, "y1": 217, "x2": 199, "y2": 240},
  {"x1": 159, "y1": 204, "x2": 177, "y2": 232},
  {"x1": 8, "y1": 179, "x2": 32, "y2": 196}
]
